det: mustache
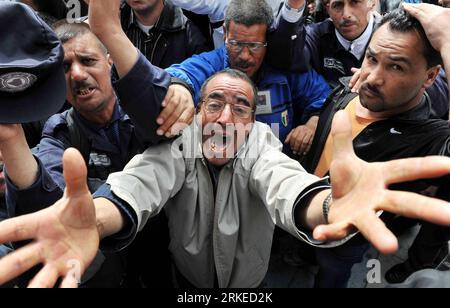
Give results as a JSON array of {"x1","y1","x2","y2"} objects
[
  {"x1": 340, "y1": 20, "x2": 356, "y2": 27},
  {"x1": 72, "y1": 80, "x2": 96, "y2": 92},
  {"x1": 361, "y1": 83, "x2": 384, "y2": 98},
  {"x1": 234, "y1": 61, "x2": 254, "y2": 69}
]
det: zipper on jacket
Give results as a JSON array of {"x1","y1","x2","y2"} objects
[
  {"x1": 201, "y1": 158, "x2": 219, "y2": 288},
  {"x1": 150, "y1": 33, "x2": 163, "y2": 63}
]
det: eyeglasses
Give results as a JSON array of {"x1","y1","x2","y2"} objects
[
  {"x1": 225, "y1": 39, "x2": 267, "y2": 53},
  {"x1": 203, "y1": 99, "x2": 255, "y2": 119}
]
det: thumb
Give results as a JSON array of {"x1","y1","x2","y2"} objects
[
  {"x1": 331, "y1": 110, "x2": 355, "y2": 159},
  {"x1": 63, "y1": 148, "x2": 89, "y2": 198}
]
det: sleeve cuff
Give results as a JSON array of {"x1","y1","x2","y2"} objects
[
  {"x1": 93, "y1": 184, "x2": 138, "y2": 252},
  {"x1": 5, "y1": 156, "x2": 61, "y2": 217},
  {"x1": 292, "y1": 177, "x2": 360, "y2": 248}
]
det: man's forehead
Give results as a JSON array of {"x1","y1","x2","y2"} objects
[
  {"x1": 370, "y1": 25, "x2": 422, "y2": 58},
  {"x1": 205, "y1": 75, "x2": 254, "y2": 98},
  {"x1": 329, "y1": 0, "x2": 368, "y2": 5},
  {"x1": 63, "y1": 34, "x2": 103, "y2": 56}
]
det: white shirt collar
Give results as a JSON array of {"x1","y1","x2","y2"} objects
[{"x1": 335, "y1": 14, "x2": 375, "y2": 60}]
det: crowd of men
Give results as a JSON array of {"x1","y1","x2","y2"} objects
[{"x1": 0, "y1": 0, "x2": 449, "y2": 288}]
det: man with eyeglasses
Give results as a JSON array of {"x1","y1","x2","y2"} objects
[
  {"x1": 165, "y1": 0, "x2": 331, "y2": 157},
  {"x1": 2, "y1": 64, "x2": 450, "y2": 287}
]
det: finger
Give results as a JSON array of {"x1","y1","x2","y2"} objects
[
  {"x1": 331, "y1": 111, "x2": 356, "y2": 160},
  {"x1": 60, "y1": 273, "x2": 79, "y2": 289},
  {"x1": 382, "y1": 156, "x2": 450, "y2": 185},
  {"x1": 291, "y1": 129, "x2": 303, "y2": 154},
  {"x1": 0, "y1": 243, "x2": 43, "y2": 285},
  {"x1": 28, "y1": 264, "x2": 59, "y2": 288},
  {"x1": 351, "y1": 80, "x2": 361, "y2": 93},
  {"x1": 285, "y1": 131, "x2": 293, "y2": 145},
  {"x1": 304, "y1": 137, "x2": 313, "y2": 155},
  {"x1": 0, "y1": 214, "x2": 39, "y2": 244},
  {"x1": 349, "y1": 67, "x2": 360, "y2": 88},
  {"x1": 402, "y1": 3, "x2": 425, "y2": 18},
  {"x1": 161, "y1": 86, "x2": 175, "y2": 109},
  {"x1": 355, "y1": 214, "x2": 398, "y2": 255},
  {"x1": 299, "y1": 132, "x2": 313, "y2": 155},
  {"x1": 382, "y1": 190, "x2": 450, "y2": 226},
  {"x1": 167, "y1": 108, "x2": 195, "y2": 136},
  {"x1": 63, "y1": 148, "x2": 89, "y2": 198},
  {"x1": 313, "y1": 221, "x2": 352, "y2": 242},
  {"x1": 159, "y1": 101, "x2": 188, "y2": 137},
  {"x1": 158, "y1": 93, "x2": 179, "y2": 126}
]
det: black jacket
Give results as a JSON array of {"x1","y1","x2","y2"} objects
[
  {"x1": 121, "y1": 0, "x2": 210, "y2": 69},
  {"x1": 303, "y1": 78, "x2": 450, "y2": 195}
]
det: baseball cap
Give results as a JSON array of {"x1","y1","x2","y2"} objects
[{"x1": 0, "y1": 2, "x2": 66, "y2": 124}]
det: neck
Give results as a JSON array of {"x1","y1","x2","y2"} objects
[
  {"x1": 133, "y1": 1, "x2": 164, "y2": 27},
  {"x1": 356, "y1": 92, "x2": 424, "y2": 120},
  {"x1": 79, "y1": 96, "x2": 116, "y2": 126}
]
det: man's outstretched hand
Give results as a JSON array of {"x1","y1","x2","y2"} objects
[
  {"x1": 312, "y1": 111, "x2": 450, "y2": 254},
  {"x1": 0, "y1": 149, "x2": 99, "y2": 288}
]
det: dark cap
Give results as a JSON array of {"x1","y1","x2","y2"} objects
[{"x1": 0, "y1": 2, "x2": 66, "y2": 124}]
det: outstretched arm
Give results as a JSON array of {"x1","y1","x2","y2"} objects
[
  {"x1": 0, "y1": 149, "x2": 123, "y2": 288},
  {"x1": 298, "y1": 111, "x2": 450, "y2": 254}
]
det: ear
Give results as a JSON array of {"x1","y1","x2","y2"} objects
[
  {"x1": 223, "y1": 25, "x2": 227, "y2": 41},
  {"x1": 422, "y1": 65, "x2": 441, "y2": 90},
  {"x1": 107, "y1": 54, "x2": 113, "y2": 67}
]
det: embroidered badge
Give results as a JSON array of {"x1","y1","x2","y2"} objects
[
  {"x1": 323, "y1": 58, "x2": 346, "y2": 75},
  {"x1": 281, "y1": 110, "x2": 289, "y2": 127},
  {"x1": 0, "y1": 72, "x2": 37, "y2": 93}
]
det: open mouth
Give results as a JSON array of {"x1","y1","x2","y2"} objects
[
  {"x1": 209, "y1": 134, "x2": 233, "y2": 153},
  {"x1": 75, "y1": 87, "x2": 96, "y2": 99}
]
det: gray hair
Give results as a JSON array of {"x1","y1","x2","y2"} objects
[
  {"x1": 225, "y1": 0, "x2": 274, "y2": 31},
  {"x1": 53, "y1": 20, "x2": 108, "y2": 56},
  {"x1": 199, "y1": 69, "x2": 259, "y2": 109}
]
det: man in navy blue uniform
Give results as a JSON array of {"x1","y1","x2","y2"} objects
[{"x1": 0, "y1": 2, "x2": 188, "y2": 287}]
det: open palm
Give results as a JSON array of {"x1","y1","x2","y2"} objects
[
  {"x1": 0, "y1": 149, "x2": 99, "y2": 288},
  {"x1": 313, "y1": 111, "x2": 450, "y2": 254}
]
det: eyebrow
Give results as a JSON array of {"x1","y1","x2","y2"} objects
[
  {"x1": 235, "y1": 96, "x2": 251, "y2": 107},
  {"x1": 207, "y1": 92, "x2": 226, "y2": 100},
  {"x1": 367, "y1": 47, "x2": 411, "y2": 66},
  {"x1": 207, "y1": 92, "x2": 251, "y2": 107},
  {"x1": 387, "y1": 55, "x2": 412, "y2": 66}
]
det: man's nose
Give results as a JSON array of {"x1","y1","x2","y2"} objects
[
  {"x1": 69, "y1": 63, "x2": 88, "y2": 81},
  {"x1": 216, "y1": 104, "x2": 234, "y2": 125},
  {"x1": 238, "y1": 47, "x2": 252, "y2": 62},
  {"x1": 365, "y1": 65, "x2": 384, "y2": 87}
]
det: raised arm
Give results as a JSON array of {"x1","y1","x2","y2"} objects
[{"x1": 403, "y1": 3, "x2": 450, "y2": 96}]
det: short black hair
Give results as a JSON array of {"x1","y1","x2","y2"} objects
[
  {"x1": 199, "y1": 69, "x2": 259, "y2": 110},
  {"x1": 225, "y1": 0, "x2": 274, "y2": 32},
  {"x1": 53, "y1": 21, "x2": 108, "y2": 55},
  {"x1": 379, "y1": 8, "x2": 442, "y2": 68}
]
